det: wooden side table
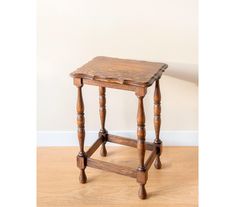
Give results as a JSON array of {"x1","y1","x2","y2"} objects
[{"x1": 70, "y1": 56, "x2": 168, "y2": 199}]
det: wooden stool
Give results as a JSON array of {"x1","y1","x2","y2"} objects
[{"x1": 70, "y1": 56, "x2": 168, "y2": 199}]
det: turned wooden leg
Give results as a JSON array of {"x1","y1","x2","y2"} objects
[
  {"x1": 76, "y1": 81, "x2": 87, "y2": 183},
  {"x1": 154, "y1": 80, "x2": 162, "y2": 169},
  {"x1": 99, "y1": 87, "x2": 108, "y2": 157},
  {"x1": 136, "y1": 94, "x2": 148, "y2": 199}
]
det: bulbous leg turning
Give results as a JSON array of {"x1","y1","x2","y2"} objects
[
  {"x1": 99, "y1": 87, "x2": 108, "y2": 157},
  {"x1": 76, "y1": 82, "x2": 87, "y2": 184},
  {"x1": 153, "y1": 80, "x2": 163, "y2": 170},
  {"x1": 100, "y1": 143, "x2": 107, "y2": 157},
  {"x1": 138, "y1": 184, "x2": 147, "y2": 199},
  {"x1": 79, "y1": 169, "x2": 87, "y2": 184},
  {"x1": 154, "y1": 156, "x2": 162, "y2": 169},
  {"x1": 136, "y1": 93, "x2": 148, "y2": 199}
]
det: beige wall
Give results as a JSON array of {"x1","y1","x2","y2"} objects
[{"x1": 37, "y1": 0, "x2": 198, "y2": 131}]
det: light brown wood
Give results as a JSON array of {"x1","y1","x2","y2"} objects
[
  {"x1": 70, "y1": 56, "x2": 168, "y2": 87},
  {"x1": 37, "y1": 146, "x2": 198, "y2": 207}
]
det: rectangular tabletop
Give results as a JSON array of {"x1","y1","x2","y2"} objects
[{"x1": 70, "y1": 56, "x2": 167, "y2": 87}]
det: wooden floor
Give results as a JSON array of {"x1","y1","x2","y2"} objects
[{"x1": 37, "y1": 146, "x2": 198, "y2": 207}]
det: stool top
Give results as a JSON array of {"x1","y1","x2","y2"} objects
[{"x1": 70, "y1": 56, "x2": 167, "y2": 87}]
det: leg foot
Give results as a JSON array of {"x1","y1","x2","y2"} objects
[
  {"x1": 154, "y1": 155, "x2": 162, "y2": 169},
  {"x1": 138, "y1": 184, "x2": 147, "y2": 199},
  {"x1": 79, "y1": 169, "x2": 87, "y2": 184},
  {"x1": 100, "y1": 143, "x2": 107, "y2": 157}
]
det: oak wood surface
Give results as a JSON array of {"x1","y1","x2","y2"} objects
[
  {"x1": 107, "y1": 134, "x2": 154, "y2": 151},
  {"x1": 71, "y1": 57, "x2": 168, "y2": 200},
  {"x1": 154, "y1": 80, "x2": 161, "y2": 143},
  {"x1": 76, "y1": 84, "x2": 87, "y2": 183},
  {"x1": 145, "y1": 150, "x2": 157, "y2": 171},
  {"x1": 137, "y1": 95, "x2": 146, "y2": 171},
  {"x1": 136, "y1": 95, "x2": 147, "y2": 198},
  {"x1": 85, "y1": 137, "x2": 103, "y2": 158},
  {"x1": 81, "y1": 78, "x2": 138, "y2": 91},
  {"x1": 37, "y1": 146, "x2": 198, "y2": 207},
  {"x1": 99, "y1": 86, "x2": 107, "y2": 156},
  {"x1": 87, "y1": 157, "x2": 137, "y2": 178},
  {"x1": 70, "y1": 56, "x2": 167, "y2": 87},
  {"x1": 76, "y1": 86, "x2": 85, "y2": 156},
  {"x1": 154, "y1": 80, "x2": 162, "y2": 169},
  {"x1": 99, "y1": 87, "x2": 106, "y2": 133}
]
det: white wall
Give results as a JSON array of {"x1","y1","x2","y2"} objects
[{"x1": 37, "y1": 0, "x2": 198, "y2": 145}]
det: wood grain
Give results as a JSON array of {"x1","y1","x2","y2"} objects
[
  {"x1": 76, "y1": 83, "x2": 87, "y2": 183},
  {"x1": 85, "y1": 137, "x2": 103, "y2": 158},
  {"x1": 136, "y1": 95, "x2": 146, "y2": 170},
  {"x1": 81, "y1": 78, "x2": 138, "y2": 92},
  {"x1": 154, "y1": 80, "x2": 161, "y2": 143},
  {"x1": 37, "y1": 146, "x2": 198, "y2": 207},
  {"x1": 107, "y1": 134, "x2": 154, "y2": 151},
  {"x1": 98, "y1": 86, "x2": 107, "y2": 157},
  {"x1": 136, "y1": 94, "x2": 147, "y2": 198},
  {"x1": 71, "y1": 57, "x2": 168, "y2": 200},
  {"x1": 70, "y1": 56, "x2": 167, "y2": 87},
  {"x1": 154, "y1": 80, "x2": 162, "y2": 169},
  {"x1": 76, "y1": 84, "x2": 85, "y2": 155},
  {"x1": 145, "y1": 150, "x2": 157, "y2": 171},
  {"x1": 87, "y1": 157, "x2": 136, "y2": 178}
]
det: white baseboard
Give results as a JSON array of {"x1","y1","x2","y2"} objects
[{"x1": 37, "y1": 130, "x2": 198, "y2": 147}]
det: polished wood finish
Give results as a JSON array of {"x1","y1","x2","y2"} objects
[
  {"x1": 85, "y1": 137, "x2": 103, "y2": 158},
  {"x1": 99, "y1": 87, "x2": 106, "y2": 132},
  {"x1": 145, "y1": 148, "x2": 157, "y2": 171},
  {"x1": 38, "y1": 147, "x2": 198, "y2": 207},
  {"x1": 137, "y1": 95, "x2": 146, "y2": 171},
  {"x1": 99, "y1": 87, "x2": 107, "y2": 157},
  {"x1": 71, "y1": 56, "x2": 167, "y2": 87},
  {"x1": 136, "y1": 95, "x2": 147, "y2": 199},
  {"x1": 107, "y1": 134, "x2": 154, "y2": 151},
  {"x1": 76, "y1": 82, "x2": 87, "y2": 183},
  {"x1": 85, "y1": 135, "x2": 162, "y2": 180},
  {"x1": 154, "y1": 80, "x2": 162, "y2": 169},
  {"x1": 71, "y1": 56, "x2": 168, "y2": 199},
  {"x1": 87, "y1": 158, "x2": 137, "y2": 178},
  {"x1": 139, "y1": 184, "x2": 147, "y2": 200},
  {"x1": 77, "y1": 83, "x2": 85, "y2": 155},
  {"x1": 81, "y1": 78, "x2": 137, "y2": 92}
]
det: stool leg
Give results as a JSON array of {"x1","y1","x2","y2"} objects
[
  {"x1": 99, "y1": 87, "x2": 107, "y2": 157},
  {"x1": 154, "y1": 80, "x2": 162, "y2": 169},
  {"x1": 76, "y1": 83, "x2": 87, "y2": 183},
  {"x1": 136, "y1": 95, "x2": 147, "y2": 199}
]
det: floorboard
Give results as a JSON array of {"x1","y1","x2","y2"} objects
[{"x1": 37, "y1": 146, "x2": 198, "y2": 207}]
